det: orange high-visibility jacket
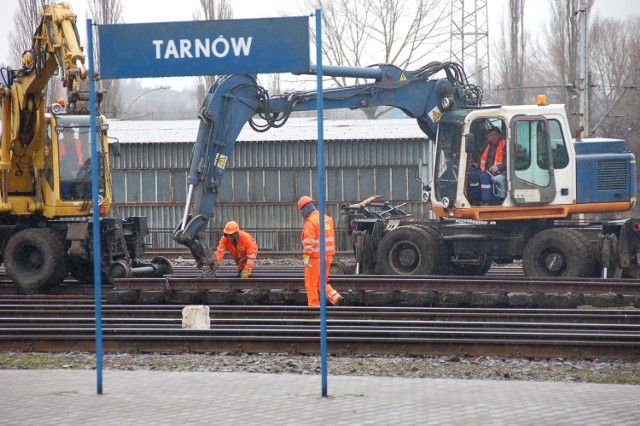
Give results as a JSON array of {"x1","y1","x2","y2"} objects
[
  {"x1": 215, "y1": 230, "x2": 258, "y2": 271},
  {"x1": 301, "y1": 210, "x2": 336, "y2": 258},
  {"x1": 60, "y1": 138, "x2": 84, "y2": 167},
  {"x1": 479, "y1": 138, "x2": 506, "y2": 171}
]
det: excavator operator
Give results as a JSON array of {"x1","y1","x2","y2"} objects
[
  {"x1": 468, "y1": 126, "x2": 507, "y2": 205},
  {"x1": 213, "y1": 221, "x2": 258, "y2": 278},
  {"x1": 59, "y1": 128, "x2": 85, "y2": 180}
]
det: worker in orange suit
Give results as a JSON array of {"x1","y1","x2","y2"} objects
[
  {"x1": 59, "y1": 128, "x2": 85, "y2": 179},
  {"x1": 214, "y1": 221, "x2": 258, "y2": 278},
  {"x1": 298, "y1": 196, "x2": 343, "y2": 307}
]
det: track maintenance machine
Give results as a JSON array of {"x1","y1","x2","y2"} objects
[
  {"x1": 0, "y1": 2, "x2": 171, "y2": 293},
  {"x1": 173, "y1": 61, "x2": 640, "y2": 279}
]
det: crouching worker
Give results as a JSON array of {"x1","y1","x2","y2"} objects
[
  {"x1": 215, "y1": 221, "x2": 258, "y2": 278},
  {"x1": 298, "y1": 196, "x2": 343, "y2": 307}
]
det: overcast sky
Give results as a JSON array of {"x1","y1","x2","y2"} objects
[{"x1": 1, "y1": 0, "x2": 638, "y2": 89}]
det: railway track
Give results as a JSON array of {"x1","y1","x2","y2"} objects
[
  {"x1": 1, "y1": 300, "x2": 639, "y2": 359},
  {"x1": 1, "y1": 263, "x2": 639, "y2": 310}
]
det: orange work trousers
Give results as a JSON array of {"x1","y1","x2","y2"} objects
[{"x1": 304, "y1": 255, "x2": 336, "y2": 307}]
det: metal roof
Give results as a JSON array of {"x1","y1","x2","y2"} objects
[{"x1": 106, "y1": 117, "x2": 429, "y2": 143}]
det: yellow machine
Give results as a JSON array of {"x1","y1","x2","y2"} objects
[{"x1": 0, "y1": 2, "x2": 170, "y2": 294}]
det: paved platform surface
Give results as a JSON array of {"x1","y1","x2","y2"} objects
[{"x1": 2, "y1": 369, "x2": 639, "y2": 425}]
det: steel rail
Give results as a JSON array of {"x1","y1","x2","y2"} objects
[
  {"x1": 112, "y1": 274, "x2": 640, "y2": 296},
  {"x1": 2, "y1": 303, "x2": 640, "y2": 322},
  {"x1": 1, "y1": 303, "x2": 640, "y2": 359}
]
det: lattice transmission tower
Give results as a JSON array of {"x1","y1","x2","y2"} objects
[{"x1": 449, "y1": 0, "x2": 489, "y2": 89}]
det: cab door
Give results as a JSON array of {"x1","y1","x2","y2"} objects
[{"x1": 509, "y1": 115, "x2": 556, "y2": 206}]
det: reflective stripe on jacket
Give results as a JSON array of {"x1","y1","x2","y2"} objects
[
  {"x1": 301, "y1": 210, "x2": 336, "y2": 258},
  {"x1": 479, "y1": 138, "x2": 506, "y2": 171},
  {"x1": 60, "y1": 138, "x2": 84, "y2": 167},
  {"x1": 215, "y1": 230, "x2": 258, "y2": 271}
]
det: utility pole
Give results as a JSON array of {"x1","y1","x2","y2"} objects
[
  {"x1": 450, "y1": 0, "x2": 489, "y2": 88},
  {"x1": 578, "y1": 0, "x2": 589, "y2": 135}
]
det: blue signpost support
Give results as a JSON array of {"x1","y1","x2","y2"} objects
[
  {"x1": 314, "y1": 10, "x2": 328, "y2": 398},
  {"x1": 87, "y1": 19, "x2": 104, "y2": 395}
]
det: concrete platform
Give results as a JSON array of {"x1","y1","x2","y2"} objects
[{"x1": 2, "y1": 369, "x2": 639, "y2": 425}]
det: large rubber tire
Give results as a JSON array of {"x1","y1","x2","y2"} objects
[
  {"x1": 522, "y1": 228, "x2": 593, "y2": 278},
  {"x1": 415, "y1": 225, "x2": 449, "y2": 275},
  {"x1": 376, "y1": 225, "x2": 446, "y2": 275},
  {"x1": 5, "y1": 228, "x2": 69, "y2": 294}
]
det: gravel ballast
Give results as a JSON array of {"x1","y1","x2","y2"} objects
[{"x1": 1, "y1": 352, "x2": 639, "y2": 385}]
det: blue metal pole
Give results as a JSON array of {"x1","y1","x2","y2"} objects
[
  {"x1": 315, "y1": 10, "x2": 328, "y2": 398},
  {"x1": 87, "y1": 18, "x2": 103, "y2": 395}
]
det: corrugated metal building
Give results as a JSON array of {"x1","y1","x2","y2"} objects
[{"x1": 107, "y1": 117, "x2": 433, "y2": 252}]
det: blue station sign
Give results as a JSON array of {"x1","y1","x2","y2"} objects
[{"x1": 98, "y1": 17, "x2": 310, "y2": 79}]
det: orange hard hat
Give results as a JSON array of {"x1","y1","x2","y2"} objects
[
  {"x1": 57, "y1": 98, "x2": 65, "y2": 107},
  {"x1": 223, "y1": 220, "x2": 239, "y2": 234},
  {"x1": 297, "y1": 195, "x2": 315, "y2": 210}
]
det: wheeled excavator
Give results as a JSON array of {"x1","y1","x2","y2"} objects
[
  {"x1": 174, "y1": 61, "x2": 640, "y2": 279},
  {"x1": 0, "y1": 1, "x2": 171, "y2": 293}
]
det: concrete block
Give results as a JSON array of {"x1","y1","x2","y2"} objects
[
  {"x1": 399, "y1": 291, "x2": 437, "y2": 307},
  {"x1": 296, "y1": 291, "x2": 310, "y2": 305},
  {"x1": 507, "y1": 292, "x2": 531, "y2": 308},
  {"x1": 237, "y1": 287, "x2": 269, "y2": 305},
  {"x1": 204, "y1": 289, "x2": 238, "y2": 304},
  {"x1": 584, "y1": 293, "x2": 626, "y2": 308},
  {"x1": 343, "y1": 290, "x2": 365, "y2": 306},
  {"x1": 170, "y1": 290, "x2": 205, "y2": 304},
  {"x1": 138, "y1": 290, "x2": 166, "y2": 304},
  {"x1": 268, "y1": 289, "x2": 298, "y2": 305},
  {"x1": 545, "y1": 293, "x2": 585, "y2": 309},
  {"x1": 364, "y1": 290, "x2": 398, "y2": 306},
  {"x1": 106, "y1": 290, "x2": 138, "y2": 304},
  {"x1": 182, "y1": 305, "x2": 210, "y2": 330},
  {"x1": 439, "y1": 291, "x2": 471, "y2": 307},
  {"x1": 471, "y1": 292, "x2": 508, "y2": 308}
]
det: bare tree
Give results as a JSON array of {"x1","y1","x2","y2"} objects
[
  {"x1": 300, "y1": 0, "x2": 448, "y2": 83},
  {"x1": 192, "y1": 0, "x2": 233, "y2": 108},
  {"x1": 526, "y1": 0, "x2": 591, "y2": 133},
  {"x1": 8, "y1": 0, "x2": 41, "y2": 67},
  {"x1": 294, "y1": 0, "x2": 449, "y2": 118},
  {"x1": 590, "y1": 16, "x2": 640, "y2": 216},
  {"x1": 589, "y1": 16, "x2": 640, "y2": 150},
  {"x1": 491, "y1": 0, "x2": 529, "y2": 105},
  {"x1": 90, "y1": 0, "x2": 124, "y2": 118},
  {"x1": 7, "y1": 0, "x2": 63, "y2": 104},
  {"x1": 507, "y1": 0, "x2": 526, "y2": 105}
]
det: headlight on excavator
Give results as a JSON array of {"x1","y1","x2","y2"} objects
[
  {"x1": 50, "y1": 98, "x2": 65, "y2": 114},
  {"x1": 441, "y1": 197, "x2": 451, "y2": 209},
  {"x1": 441, "y1": 97, "x2": 454, "y2": 110}
]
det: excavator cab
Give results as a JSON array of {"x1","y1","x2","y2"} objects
[
  {"x1": 42, "y1": 114, "x2": 110, "y2": 218},
  {"x1": 432, "y1": 119, "x2": 462, "y2": 207},
  {"x1": 431, "y1": 107, "x2": 564, "y2": 220}
]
